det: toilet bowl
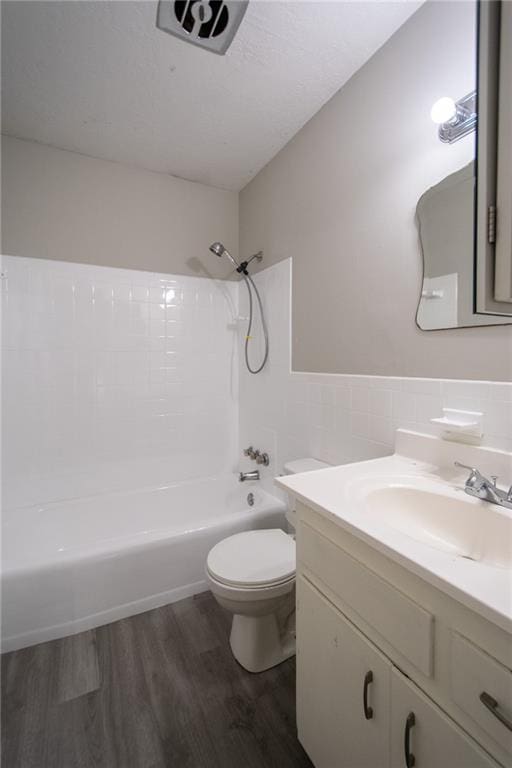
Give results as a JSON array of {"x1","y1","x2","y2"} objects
[
  {"x1": 207, "y1": 529, "x2": 296, "y2": 673},
  {"x1": 206, "y1": 457, "x2": 331, "y2": 673}
]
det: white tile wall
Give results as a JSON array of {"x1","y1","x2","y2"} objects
[
  {"x1": 2, "y1": 255, "x2": 239, "y2": 509},
  {"x1": 238, "y1": 259, "x2": 512, "y2": 498},
  {"x1": 3, "y1": 254, "x2": 511, "y2": 512}
]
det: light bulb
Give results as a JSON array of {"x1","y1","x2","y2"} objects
[{"x1": 430, "y1": 97, "x2": 457, "y2": 125}]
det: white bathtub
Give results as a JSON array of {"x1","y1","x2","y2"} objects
[{"x1": 1, "y1": 477, "x2": 287, "y2": 652}]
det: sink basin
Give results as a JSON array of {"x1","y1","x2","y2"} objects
[
  {"x1": 276, "y1": 430, "x2": 512, "y2": 629},
  {"x1": 361, "y1": 484, "x2": 512, "y2": 569}
]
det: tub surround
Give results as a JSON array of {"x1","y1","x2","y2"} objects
[{"x1": 2, "y1": 254, "x2": 239, "y2": 510}]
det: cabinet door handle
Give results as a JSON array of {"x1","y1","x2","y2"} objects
[
  {"x1": 480, "y1": 691, "x2": 512, "y2": 732},
  {"x1": 404, "y1": 712, "x2": 416, "y2": 768},
  {"x1": 363, "y1": 671, "x2": 374, "y2": 720}
]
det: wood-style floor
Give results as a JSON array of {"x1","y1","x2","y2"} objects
[{"x1": 1, "y1": 591, "x2": 313, "y2": 768}]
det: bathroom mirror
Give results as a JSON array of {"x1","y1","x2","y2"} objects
[{"x1": 416, "y1": 0, "x2": 511, "y2": 330}]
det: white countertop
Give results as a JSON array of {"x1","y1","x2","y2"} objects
[{"x1": 276, "y1": 430, "x2": 512, "y2": 634}]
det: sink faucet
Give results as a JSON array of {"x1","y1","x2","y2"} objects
[
  {"x1": 239, "y1": 470, "x2": 260, "y2": 482},
  {"x1": 455, "y1": 462, "x2": 512, "y2": 510}
]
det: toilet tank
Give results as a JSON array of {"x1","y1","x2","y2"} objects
[{"x1": 282, "y1": 458, "x2": 331, "y2": 527}]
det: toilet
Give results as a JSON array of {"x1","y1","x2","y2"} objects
[{"x1": 206, "y1": 457, "x2": 330, "y2": 673}]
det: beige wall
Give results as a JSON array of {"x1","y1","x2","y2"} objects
[
  {"x1": 240, "y1": 1, "x2": 512, "y2": 382},
  {"x1": 1, "y1": 135, "x2": 238, "y2": 280}
]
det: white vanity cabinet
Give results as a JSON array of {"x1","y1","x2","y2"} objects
[
  {"x1": 295, "y1": 505, "x2": 510, "y2": 768},
  {"x1": 297, "y1": 576, "x2": 498, "y2": 768},
  {"x1": 297, "y1": 576, "x2": 390, "y2": 768}
]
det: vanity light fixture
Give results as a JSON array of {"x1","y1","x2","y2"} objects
[
  {"x1": 431, "y1": 90, "x2": 477, "y2": 143},
  {"x1": 430, "y1": 96, "x2": 457, "y2": 124}
]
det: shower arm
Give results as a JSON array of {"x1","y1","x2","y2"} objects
[{"x1": 237, "y1": 251, "x2": 263, "y2": 276}]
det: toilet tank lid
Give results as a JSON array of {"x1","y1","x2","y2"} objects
[{"x1": 283, "y1": 458, "x2": 331, "y2": 475}]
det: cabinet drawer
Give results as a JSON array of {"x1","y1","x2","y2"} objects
[
  {"x1": 451, "y1": 632, "x2": 512, "y2": 757},
  {"x1": 298, "y1": 521, "x2": 434, "y2": 677}
]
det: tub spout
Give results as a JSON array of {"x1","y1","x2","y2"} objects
[{"x1": 239, "y1": 470, "x2": 260, "y2": 482}]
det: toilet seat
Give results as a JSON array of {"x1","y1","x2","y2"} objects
[{"x1": 206, "y1": 529, "x2": 295, "y2": 589}]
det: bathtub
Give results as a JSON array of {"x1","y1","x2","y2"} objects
[{"x1": 1, "y1": 477, "x2": 287, "y2": 652}]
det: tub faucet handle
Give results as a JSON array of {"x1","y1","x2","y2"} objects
[{"x1": 243, "y1": 446, "x2": 255, "y2": 458}]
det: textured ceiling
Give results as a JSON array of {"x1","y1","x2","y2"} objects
[{"x1": 2, "y1": 1, "x2": 422, "y2": 190}]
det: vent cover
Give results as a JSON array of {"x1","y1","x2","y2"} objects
[{"x1": 156, "y1": 1, "x2": 249, "y2": 55}]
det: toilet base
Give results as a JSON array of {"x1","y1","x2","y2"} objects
[
  {"x1": 207, "y1": 567, "x2": 296, "y2": 674},
  {"x1": 230, "y1": 612, "x2": 295, "y2": 673}
]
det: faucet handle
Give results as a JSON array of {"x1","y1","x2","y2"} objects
[
  {"x1": 454, "y1": 461, "x2": 484, "y2": 488},
  {"x1": 454, "y1": 461, "x2": 476, "y2": 473},
  {"x1": 243, "y1": 446, "x2": 254, "y2": 458},
  {"x1": 454, "y1": 461, "x2": 480, "y2": 479},
  {"x1": 491, "y1": 475, "x2": 498, "y2": 488}
]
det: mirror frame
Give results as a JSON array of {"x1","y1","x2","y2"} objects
[
  {"x1": 416, "y1": 0, "x2": 511, "y2": 331},
  {"x1": 475, "y1": 0, "x2": 512, "y2": 320}
]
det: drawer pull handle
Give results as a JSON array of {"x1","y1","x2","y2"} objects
[
  {"x1": 404, "y1": 712, "x2": 416, "y2": 768},
  {"x1": 363, "y1": 671, "x2": 373, "y2": 720},
  {"x1": 480, "y1": 691, "x2": 512, "y2": 732}
]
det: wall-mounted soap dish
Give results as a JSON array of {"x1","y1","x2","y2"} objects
[{"x1": 430, "y1": 408, "x2": 483, "y2": 443}]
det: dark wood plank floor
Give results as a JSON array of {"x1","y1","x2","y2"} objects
[{"x1": 1, "y1": 591, "x2": 313, "y2": 768}]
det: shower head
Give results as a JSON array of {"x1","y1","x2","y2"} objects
[
  {"x1": 209, "y1": 242, "x2": 226, "y2": 257},
  {"x1": 208, "y1": 242, "x2": 264, "y2": 278},
  {"x1": 209, "y1": 241, "x2": 241, "y2": 273}
]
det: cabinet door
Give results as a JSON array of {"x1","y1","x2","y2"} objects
[
  {"x1": 297, "y1": 575, "x2": 390, "y2": 768},
  {"x1": 391, "y1": 668, "x2": 500, "y2": 768}
]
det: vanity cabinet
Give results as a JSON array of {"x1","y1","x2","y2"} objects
[
  {"x1": 295, "y1": 506, "x2": 510, "y2": 768},
  {"x1": 297, "y1": 575, "x2": 390, "y2": 768},
  {"x1": 298, "y1": 576, "x2": 499, "y2": 768}
]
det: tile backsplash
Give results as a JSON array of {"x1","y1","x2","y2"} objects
[
  {"x1": 239, "y1": 259, "x2": 512, "y2": 498},
  {"x1": 2, "y1": 255, "x2": 239, "y2": 509}
]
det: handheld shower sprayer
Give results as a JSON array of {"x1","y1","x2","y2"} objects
[
  {"x1": 208, "y1": 242, "x2": 269, "y2": 374},
  {"x1": 209, "y1": 242, "x2": 262, "y2": 276},
  {"x1": 209, "y1": 242, "x2": 224, "y2": 256},
  {"x1": 209, "y1": 241, "x2": 239, "y2": 270}
]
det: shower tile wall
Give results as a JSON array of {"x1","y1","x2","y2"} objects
[
  {"x1": 2, "y1": 255, "x2": 239, "y2": 509},
  {"x1": 239, "y1": 259, "x2": 512, "y2": 498},
  {"x1": 3, "y1": 254, "x2": 510, "y2": 512}
]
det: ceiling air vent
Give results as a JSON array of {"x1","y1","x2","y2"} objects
[{"x1": 156, "y1": 0, "x2": 249, "y2": 55}]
